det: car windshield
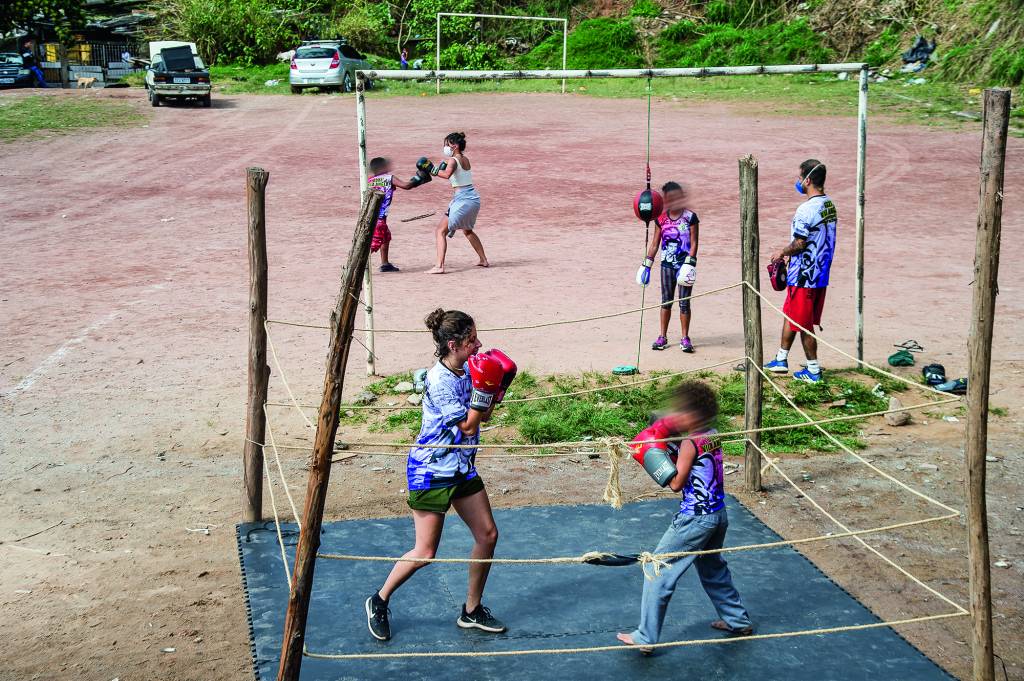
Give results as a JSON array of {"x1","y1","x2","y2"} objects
[
  {"x1": 0, "y1": 53, "x2": 25, "y2": 65},
  {"x1": 295, "y1": 47, "x2": 337, "y2": 59}
]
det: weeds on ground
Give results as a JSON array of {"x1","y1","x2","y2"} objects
[
  {"x1": 0, "y1": 95, "x2": 145, "y2": 141},
  {"x1": 347, "y1": 367, "x2": 936, "y2": 455}
]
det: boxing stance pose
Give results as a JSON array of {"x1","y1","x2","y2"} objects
[
  {"x1": 636, "y1": 182, "x2": 700, "y2": 352},
  {"x1": 365, "y1": 308, "x2": 516, "y2": 641},
  {"x1": 418, "y1": 132, "x2": 489, "y2": 273},
  {"x1": 366, "y1": 156, "x2": 433, "y2": 272},
  {"x1": 618, "y1": 381, "x2": 752, "y2": 651}
]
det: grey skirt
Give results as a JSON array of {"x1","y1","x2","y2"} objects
[{"x1": 446, "y1": 186, "x2": 481, "y2": 232}]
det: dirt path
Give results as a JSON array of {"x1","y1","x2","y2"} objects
[{"x1": 0, "y1": 89, "x2": 1021, "y2": 680}]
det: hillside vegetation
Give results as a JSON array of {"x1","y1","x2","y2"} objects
[{"x1": 148, "y1": 0, "x2": 1023, "y2": 89}]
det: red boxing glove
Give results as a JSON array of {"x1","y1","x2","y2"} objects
[
  {"x1": 484, "y1": 348, "x2": 517, "y2": 403},
  {"x1": 468, "y1": 352, "x2": 504, "y2": 411},
  {"x1": 631, "y1": 419, "x2": 678, "y2": 487}
]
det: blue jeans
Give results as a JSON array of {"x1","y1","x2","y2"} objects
[{"x1": 630, "y1": 508, "x2": 751, "y2": 645}]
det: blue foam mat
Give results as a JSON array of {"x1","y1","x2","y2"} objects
[{"x1": 237, "y1": 496, "x2": 953, "y2": 681}]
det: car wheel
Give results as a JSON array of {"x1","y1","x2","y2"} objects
[
  {"x1": 150, "y1": 89, "x2": 160, "y2": 107},
  {"x1": 343, "y1": 72, "x2": 353, "y2": 93},
  {"x1": 290, "y1": 85, "x2": 301, "y2": 95},
  {"x1": 201, "y1": 94, "x2": 212, "y2": 108}
]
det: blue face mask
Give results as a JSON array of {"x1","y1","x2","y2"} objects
[{"x1": 794, "y1": 180, "x2": 807, "y2": 195}]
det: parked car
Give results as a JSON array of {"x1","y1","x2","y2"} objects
[
  {"x1": 0, "y1": 53, "x2": 36, "y2": 89},
  {"x1": 145, "y1": 41, "x2": 211, "y2": 107},
  {"x1": 289, "y1": 41, "x2": 372, "y2": 94}
]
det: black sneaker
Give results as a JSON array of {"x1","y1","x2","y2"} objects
[
  {"x1": 365, "y1": 592, "x2": 391, "y2": 641},
  {"x1": 457, "y1": 603, "x2": 506, "y2": 633},
  {"x1": 379, "y1": 263, "x2": 400, "y2": 272}
]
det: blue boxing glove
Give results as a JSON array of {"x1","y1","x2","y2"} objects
[{"x1": 636, "y1": 257, "x2": 654, "y2": 287}]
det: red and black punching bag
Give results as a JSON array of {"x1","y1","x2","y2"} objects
[{"x1": 633, "y1": 187, "x2": 663, "y2": 225}]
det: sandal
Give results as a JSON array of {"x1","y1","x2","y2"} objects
[{"x1": 710, "y1": 620, "x2": 753, "y2": 636}]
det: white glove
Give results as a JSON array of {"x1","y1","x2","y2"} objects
[
  {"x1": 636, "y1": 257, "x2": 654, "y2": 287},
  {"x1": 678, "y1": 256, "x2": 697, "y2": 287}
]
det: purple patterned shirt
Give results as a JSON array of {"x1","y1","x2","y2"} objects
[{"x1": 679, "y1": 429, "x2": 725, "y2": 515}]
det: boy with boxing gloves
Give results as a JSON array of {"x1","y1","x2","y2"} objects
[
  {"x1": 617, "y1": 380, "x2": 752, "y2": 652},
  {"x1": 366, "y1": 156, "x2": 433, "y2": 273},
  {"x1": 365, "y1": 308, "x2": 516, "y2": 642},
  {"x1": 635, "y1": 181, "x2": 700, "y2": 352}
]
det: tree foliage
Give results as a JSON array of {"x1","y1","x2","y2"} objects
[{"x1": 1, "y1": 0, "x2": 87, "y2": 40}]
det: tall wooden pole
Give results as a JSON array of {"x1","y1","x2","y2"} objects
[
  {"x1": 739, "y1": 155, "x2": 763, "y2": 492},
  {"x1": 356, "y1": 72, "x2": 376, "y2": 376},
  {"x1": 854, "y1": 65, "x2": 868, "y2": 361},
  {"x1": 243, "y1": 167, "x2": 270, "y2": 523},
  {"x1": 276, "y1": 190, "x2": 384, "y2": 681},
  {"x1": 965, "y1": 87, "x2": 1008, "y2": 681}
]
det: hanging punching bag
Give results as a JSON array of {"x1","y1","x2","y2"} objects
[{"x1": 633, "y1": 187, "x2": 663, "y2": 226}]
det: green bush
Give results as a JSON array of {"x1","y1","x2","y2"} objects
[
  {"x1": 990, "y1": 46, "x2": 1024, "y2": 86},
  {"x1": 435, "y1": 42, "x2": 508, "y2": 69},
  {"x1": 655, "y1": 18, "x2": 832, "y2": 67},
  {"x1": 630, "y1": 0, "x2": 662, "y2": 18},
  {"x1": 864, "y1": 26, "x2": 904, "y2": 66},
  {"x1": 519, "y1": 18, "x2": 644, "y2": 69}
]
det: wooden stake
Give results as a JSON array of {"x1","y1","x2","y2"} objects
[
  {"x1": 276, "y1": 190, "x2": 384, "y2": 681},
  {"x1": 243, "y1": 167, "x2": 270, "y2": 523},
  {"x1": 739, "y1": 155, "x2": 763, "y2": 493},
  {"x1": 965, "y1": 87, "x2": 1009, "y2": 681}
]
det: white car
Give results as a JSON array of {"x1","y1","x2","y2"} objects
[
  {"x1": 145, "y1": 41, "x2": 212, "y2": 107},
  {"x1": 289, "y1": 41, "x2": 372, "y2": 94}
]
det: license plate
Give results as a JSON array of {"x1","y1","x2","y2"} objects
[
  {"x1": 173, "y1": 77, "x2": 191, "y2": 84},
  {"x1": 0, "y1": 78, "x2": 14, "y2": 84}
]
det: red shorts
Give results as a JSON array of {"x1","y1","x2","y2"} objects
[
  {"x1": 782, "y1": 286, "x2": 827, "y2": 332},
  {"x1": 370, "y1": 218, "x2": 391, "y2": 253}
]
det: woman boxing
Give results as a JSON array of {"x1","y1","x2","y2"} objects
[
  {"x1": 364, "y1": 308, "x2": 514, "y2": 641},
  {"x1": 427, "y1": 132, "x2": 489, "y2": 273}
]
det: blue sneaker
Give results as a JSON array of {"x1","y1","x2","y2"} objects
[
  {"x1": 764, "y1": 358, "x2": 789, "y2": 374},
  {"x1": 793, "y1": 368, "x2": 822, "y2": 383}
]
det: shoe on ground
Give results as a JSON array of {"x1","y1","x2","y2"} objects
[
  {"x1": 680, "y1": 336, "x2": 694, "y2": 353},
  {"x1": 651, "y1": 335, "x2": 668, "y2": 351},
  {"x1": 764, "y1": 358, "x2": 789, "y2": 374},
  {"x1": 365, "y1": 593, "x2": 391, "y2": 641},
  {"x1": 457, "y1": 604, "x2": 506, "y2": 633},
  {"x1": 793, "y1": 368, "x2": 822, "y2": 383},
  {"x1": 379, "y1": 263, "x2": 400, "y2": 272}
]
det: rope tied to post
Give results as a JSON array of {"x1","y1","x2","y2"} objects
[{"x1": 601, "y1": 437, "x2": 628, "y2": 510}]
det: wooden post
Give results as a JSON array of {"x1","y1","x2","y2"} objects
[
  {"x1": 965, "y1": 88, "x2": 1008, "y2": 681},
  {"x1": 276, "y1": 190, "x2": 384, "y2": 681},
  {"x1": 739, "y1": 155, "x2": 763, "y2": 492},
  {"x1": 854, "y1": 65, "x2": 868, "y2": 361},
  {"x1": 355, "y1": 72, "x2": 376, "y2": 376},
  {"x1": 243, "y1": 167, "x2": 270, "y2": 523}
]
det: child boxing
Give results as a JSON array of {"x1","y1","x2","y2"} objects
[
  {"x1": 364, "y1": 308, "x2": 516, "y2": 641},
  {"x1": 366, "y1": 156, "x2": 433, "y2": 273},
  {"x1": 617, "y1": 380, "x2": 752, "y2": 652},
  {"x1": 636, "y1": 182, "x2": 700, "y2": 352}
]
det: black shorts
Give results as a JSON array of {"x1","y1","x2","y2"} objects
[{"x1": 660, "y1": 263, "x2": 692, "y2": 313}]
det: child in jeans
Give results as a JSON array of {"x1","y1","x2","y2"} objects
[{"x1": 617, "y1": 380, "x2": 752, "y2": 651}]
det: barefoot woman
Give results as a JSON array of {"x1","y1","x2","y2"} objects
[{"x1": 428, "y1": 132, "x2": 489, "y2": 273}]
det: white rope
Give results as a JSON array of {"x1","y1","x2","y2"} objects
[
  {"x1": 264, "y1": 403, "x2": 302, "y2": 528},
  {"x1": 261, "y1": 448, "x2": 292, "y2": 586}
]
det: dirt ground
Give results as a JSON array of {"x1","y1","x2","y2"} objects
[{"x1": 1, "y1": 88, "x2": 1022, "y2": 681}]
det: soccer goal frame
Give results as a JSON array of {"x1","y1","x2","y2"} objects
[
  {"x1": 354, "y1": 64, "x2": 870, "y2": 374},
  {"x1": 435, "y1": 12, "x2": 569, "y2": 94}
]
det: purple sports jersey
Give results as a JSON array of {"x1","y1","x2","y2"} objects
[
  {"x1": 367, "y1": 173, "x2": 394, "y2": 220},
  {"x1": 657, "y1": 210, "x2": 698, "y2": 266},
  {"x1": 679, "y1": 429, "x2": 725, "y2": 515}
]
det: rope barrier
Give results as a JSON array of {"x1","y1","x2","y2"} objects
[
  {"x1": 266, "y1": 282, "x2": 743, "y2": 332},
  {"x1": 264, "y1": 404, "x2": 302, "y2": 527},
  {"x1": 748, "y1": 369, "x2": 967, "y2": 613},
  {"x1": 261, "y1": 448, "x2": 293, "y2": 587},
  {"x1": 265, "y1": 320, "x2": 314, "y2": 430},
  {"x1": 303, "y1": 612, "x2": 968, "y2": 660}
]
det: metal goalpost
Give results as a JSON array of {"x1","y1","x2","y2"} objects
[
  {"x1": 435, "y1": 12, "x2": 569, "y2": 94},
  {"x1": 354, "y1": 64, "x2": 870, "y2": 374}
]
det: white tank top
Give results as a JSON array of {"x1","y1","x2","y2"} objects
[{"x1": 450, "y1": 157, "x2": 473, "y2": 187}]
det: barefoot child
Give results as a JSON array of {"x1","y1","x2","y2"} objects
[
  {"x1": 421, "y1": 132, "x2": 489, "y2": 273},
  {"x1": 617, "y1": 380, "x2": 752, "y2": 651},
  {"x1": 364, "y1": 309, "x2": 516, "y2": 641},
  {"x1": 635, "y1": 182, "x2": 700, "y2": 352},
  {"x1": 367, "y1": 156, "x2": 428, "y2": 273}
]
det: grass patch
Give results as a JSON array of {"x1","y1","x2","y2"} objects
[
  {"x1": 655, "y1": 19, "x2": 832, "y2": 68},
  {"x1": 990, "y1": 406, "x2": 1008, "y2": 417},
  {"x1": 209, "y1": 62, "x2": 291, "y2": 94},
  {"x1": 353, "y1": 367, "x2": 942, "y2": 454},
  {"x1": 0, "y1": 95, "x2": 145, "y2": 142}
]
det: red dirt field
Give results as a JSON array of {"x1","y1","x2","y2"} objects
[{"x1": 0, "y1": 88, "x2": 1022, "y2": 681}]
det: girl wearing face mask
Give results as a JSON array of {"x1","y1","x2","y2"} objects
[{"x1": 427, "y1": 132, "x2": 489, "y2": 274}]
